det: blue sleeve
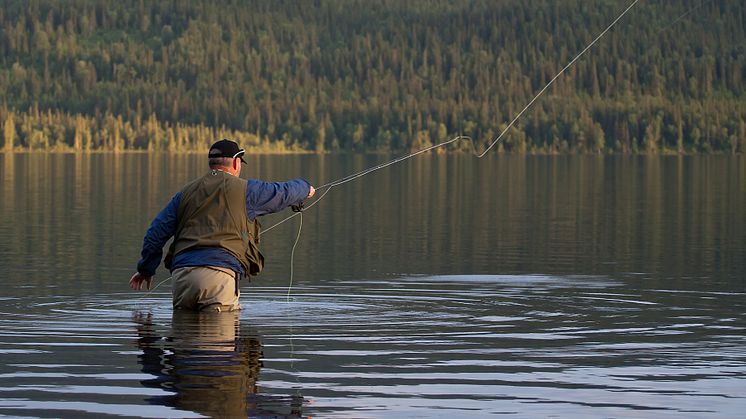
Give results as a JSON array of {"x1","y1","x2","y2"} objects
[
  {"x1": 246, "y1": 178, "x2": 311, "y2": 220},
  {"x1": 136, "y1": 192, "x2": 182, "y2": 277}
]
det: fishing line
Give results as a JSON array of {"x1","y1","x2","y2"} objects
[
  {"x1": 479, "y1": 0, "x2": 641, "y2": 156},
  {"x1": 286, "y1": 211, "x2": 303, "y2": 302},
  {"x1": 658, "y1": 0, "x2": 712, "y2": 34},
  {"x1": 268, "y1": 0, "x2": 641, "y2": 299},
  {"x1": 136, "y1": 276, "x2": 172, "y2": 300}
]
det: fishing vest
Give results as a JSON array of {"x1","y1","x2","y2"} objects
[{"x1": 164, "y1": 169, "x2": 264, "y2": 277}]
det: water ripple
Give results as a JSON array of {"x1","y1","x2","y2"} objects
[{"x1": 0, "y1": 275, "x2": 744, "y2": 417}]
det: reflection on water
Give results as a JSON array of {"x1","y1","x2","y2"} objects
[
  {"x1": 0, "y1": 153, "x2": 745, "y2": 417},
  {"x1": 0, "y1": 274, "x2": 744, "y2": 417},
  {"x1": 1, "y1": 153, "x2": 744, "y2": 293},
  {"x1": 133, "y1": 310, "x2": 305, "y2": 418}
]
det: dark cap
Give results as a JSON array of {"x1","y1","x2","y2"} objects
[{"x1": 208, "y1": 139, "x2": 246, "y2": 163}]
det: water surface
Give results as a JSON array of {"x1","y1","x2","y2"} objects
[{"x1": 0, "y1": 153, "x2": 744, "y2": 417}]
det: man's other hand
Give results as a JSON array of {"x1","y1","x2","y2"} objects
[
  {"x1": 129, "y1": 272, "x2": 153, "y2": 291},
  {"x1": 308, "y1": 185, "x2": 316, "y2": 198}
]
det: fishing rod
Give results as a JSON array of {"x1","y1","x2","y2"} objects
[
  {"x1": 271, "y1": 0, "x2": 644, "y2": 300},
  {"x1": 263, "y1": 0, "x2": 642, "y2": 237}
]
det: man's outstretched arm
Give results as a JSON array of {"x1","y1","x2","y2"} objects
[{"x1": 246, "y1": 179, "x2": 315, "y2": 220}]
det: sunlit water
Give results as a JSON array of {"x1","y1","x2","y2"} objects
[{"x1": 0, "y1": 153, "x2": 744, "y2": 417}]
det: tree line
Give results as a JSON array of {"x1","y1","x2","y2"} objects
[{"x1": 1, "y1": 0, "x2": 745, "y2": 153}]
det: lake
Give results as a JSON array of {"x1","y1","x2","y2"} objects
[{"x1": 0, "y1": 153, "x2": 744, "y2": 418}]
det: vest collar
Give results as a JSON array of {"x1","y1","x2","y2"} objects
[{"x1": 210, "y1": 168, "x2": 232, "y2": 176}]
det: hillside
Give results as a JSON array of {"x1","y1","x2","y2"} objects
[{"x1": 1, "y1": 0, "x2": 744, "y2": 153}]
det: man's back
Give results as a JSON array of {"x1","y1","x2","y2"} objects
[
  {"x1": 166, "y1": 169, "x2": 261, "y2": 277},
  {"x1": 129, "y1": 139, "x2": 314, "y2": 311}
]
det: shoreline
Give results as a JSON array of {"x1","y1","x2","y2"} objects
[{"x1": 0, "y1": 149, "x2": 743, "y2": 156}]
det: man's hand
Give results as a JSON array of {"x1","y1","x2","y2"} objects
[
  {"x1": 129, "y1": 272, "x2": 153, "y2": 291},
  {"x1": 307, "y1": 185, "x2": 316, "y2": 199}
]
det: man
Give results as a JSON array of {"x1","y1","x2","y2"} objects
[{"x1": 129, "y1": 139, "x2": 315, "y2": 311}]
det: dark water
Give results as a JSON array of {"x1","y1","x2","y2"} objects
[{"x1": 0, "y1": 153, "x2": 744, "y2": 418}]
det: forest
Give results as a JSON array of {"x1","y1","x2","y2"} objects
[{"x1": 0, "y1": 0, "x2": 745, "y2": 153}]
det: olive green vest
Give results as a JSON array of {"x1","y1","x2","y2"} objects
[{"x1": 164, "y1": 169, "x2": 264, "y2": 276}]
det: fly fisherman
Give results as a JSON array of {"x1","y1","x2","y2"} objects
[{"x1": 129, "y1": 139, "x2": 315, "y2": 311}]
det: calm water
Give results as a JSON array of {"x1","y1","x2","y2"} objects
[{"x1": 0, "y1": 153, "x2": 744, "y2": 418}]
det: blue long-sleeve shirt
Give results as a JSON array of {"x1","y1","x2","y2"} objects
[{"x1": 137, "y1": 178, "x2": 311, "y2": 278}]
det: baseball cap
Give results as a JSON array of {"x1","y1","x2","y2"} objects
[{"x1": 208, "y1": 139, "x2": 247, "y2": 163}]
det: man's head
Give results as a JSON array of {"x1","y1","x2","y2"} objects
[{"x1": 208, "y1": 139, "x2": 246, "y2": 175}]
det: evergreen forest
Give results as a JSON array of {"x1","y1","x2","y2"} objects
[{"x1": 1, "y1": 0, "x2": 745, "y2": 153}]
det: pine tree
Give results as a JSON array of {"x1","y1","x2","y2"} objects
[{"x1": 3, "y1": 113, "x2": 15, "y2": 152}]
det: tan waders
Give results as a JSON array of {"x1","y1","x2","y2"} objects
[{"x1": 172, "y1": 266, "x2": 241, "y2": 312}]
